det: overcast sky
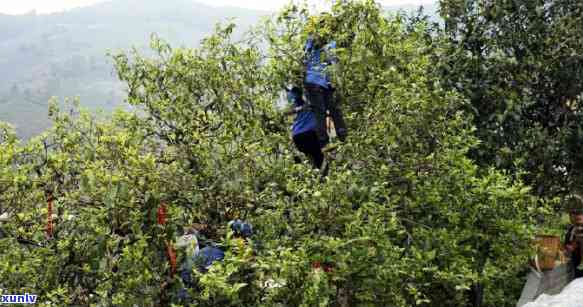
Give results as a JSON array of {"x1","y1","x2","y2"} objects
[{"x1": 0, "y1": 0, "x2": 436, "y2": 15}]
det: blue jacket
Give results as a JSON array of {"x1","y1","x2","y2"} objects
[
  {"x1": 304, "y1": 38, "x2": 337, "y2": 89},
  {"x1": 178, "y1": 246, "x2": 225, "y2": 301},
  {"x1": 287, "y1": 90, "x2": 316, "y2": 136}
]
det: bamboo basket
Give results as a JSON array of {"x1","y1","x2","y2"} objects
[{"x1": 534, "y1": 235, "x2": 561, "y2": 271}]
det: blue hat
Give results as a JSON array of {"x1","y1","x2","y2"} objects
[{"x1": 229, "y1": 219, "x2": 253, "y2": 238}]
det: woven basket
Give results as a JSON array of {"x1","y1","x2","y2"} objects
[{"x1": 535, "y1": 235, "x2": 561, "y2": 271}]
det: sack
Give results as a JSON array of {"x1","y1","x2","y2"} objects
[
  {"x1": 522, "y1": 278, "x2": 583, "y2": 307},
  {"x1": 517, "y1": 264, "x2": 574, "y2": 307}
]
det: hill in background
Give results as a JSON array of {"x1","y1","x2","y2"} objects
[{"x1": 0, "y1": 0, "x2": 266, "y2": 139}]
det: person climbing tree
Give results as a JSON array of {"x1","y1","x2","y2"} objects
[
  {"x1": 564, "y1": 193, "x2": 583, "y2": 278},
  {"x1": 284, "y1": 86, "x2": 325, "y2": 170},
  {"x1": 176, "y1": 219, "x2": 255, "y2": 303},
  {"x1": 303, "y1": 13, "x2": 347, "y2": 148}
]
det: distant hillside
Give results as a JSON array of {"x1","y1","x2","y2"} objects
[
  {"x1": 0, "y1": 0, "x2": 266, "y2": 139},
  {"x1": 0, "y1": 0, "x2": 438, "y2": 139}
]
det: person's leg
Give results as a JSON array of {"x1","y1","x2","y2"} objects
[
  {"x1": 304, "y1": 84, "x2": 329, "y2": 147},
  {"x1": 325, "y1": 88, "x2": 348, "y2": 142},
  {"x1": 293, "y1": 132, "x2": 311, "y2": 164},
  {"x1": 293, "y1": 131, "x2": 324, "y2": 169},
  {"x1": 304, "y1": 131, "x2": 324, "y2": 169}
]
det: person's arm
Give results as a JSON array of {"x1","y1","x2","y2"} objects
[
  {"x1": 564, "y1": 225, "x2": 578, "y2": 254},
  {"x1": 283, "y1": 105, "x2": 308, "y2": 116}
]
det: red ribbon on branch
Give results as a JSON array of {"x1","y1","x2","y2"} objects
[
  {"x1": 166, "y1": 240, "x2": 177, "y2": 276},
  {"x1": 158, "y1": 202, "x2": 175, "y2": 276},
  {"x1": 312, "y1": 261, "x2": 334, "y2": 273},
  {"x1": 157, "y1": 203, "x2": 167, "y2": 225},
  {"x1": 46, "y1": 193, "x2": 54, "y2": 237}
]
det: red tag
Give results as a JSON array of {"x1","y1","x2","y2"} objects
[
  {"x1": 166, "y1": 241, "x2": 177, "y2": 276},
  {"x1": 157, "y1": 203, "x2": 167, "y2": 225},
  {"x1": 46, "y1": 195, "x2": 53, "y2": 237}
]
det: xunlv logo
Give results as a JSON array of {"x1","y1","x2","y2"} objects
[{"x1": 0, "y1": 294, "x2": 37, "y2": 304}]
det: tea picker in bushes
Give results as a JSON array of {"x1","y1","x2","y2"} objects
[
  {"x1": 521, "y1": 195, "x2": 583, "y2": 306},
  {"x1": 564, "y1": 193, "x2": 583, "y2": 278},
  {"x1": 303, "y1": 13, "x2": 347, "y2": 148},
  {"x1": 283, "y1": 86, "x2": 326, "y2": 172},
  {"x1": 176, "y1": 220, "x2": 253, "y2": 302}
]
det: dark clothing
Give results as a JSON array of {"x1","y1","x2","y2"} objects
[
  {"x1": 293, "y1": 130, "x2": 324, "y2": 169},
  {"x1": 304, "y1": 83, "x2": 347, "y2": 147},
  {"x1": 229, "y1": 220, "x2": 253, "y2": 238},
  {"x1": 565, "y1": 225, "x2": 583, "y2": 278}
]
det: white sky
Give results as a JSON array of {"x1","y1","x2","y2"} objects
[{"x1": 0, "y1": 0, "x2": 436, "y2": 15}]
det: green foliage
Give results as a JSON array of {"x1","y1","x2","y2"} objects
[
  {"x1": 438, "y1": 0, "x2": 583, "y2": 196},
  {"x1": 0, "y1": 1, "x2": 558, "y2": 306}
]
